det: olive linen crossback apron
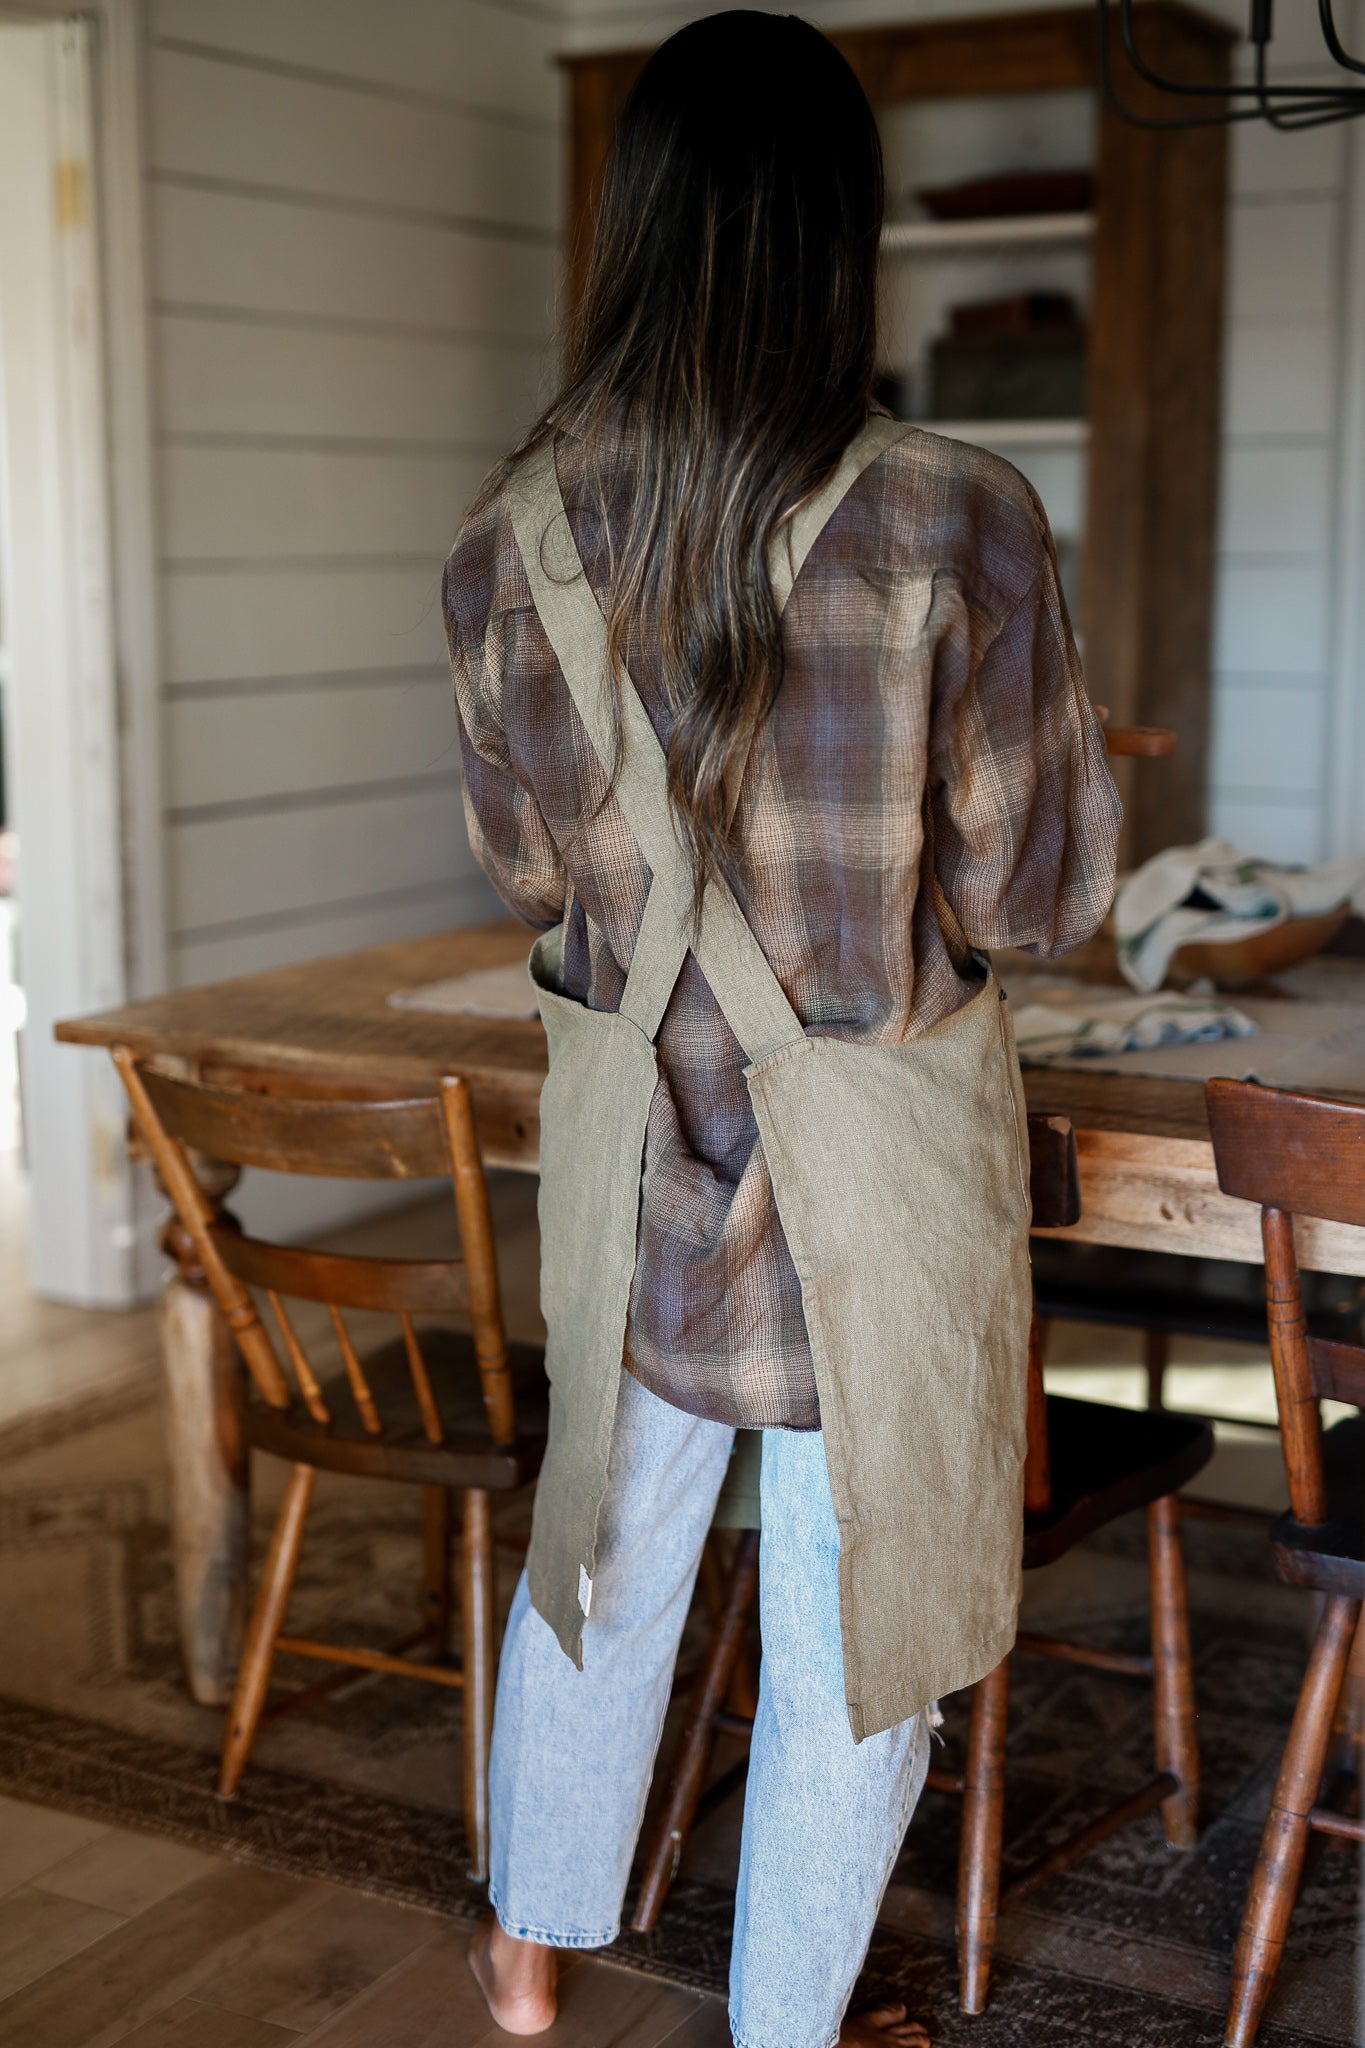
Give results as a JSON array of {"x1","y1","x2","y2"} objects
[{"x1": 509, "y1": 419, "x2": 1034, "y2": 1741}]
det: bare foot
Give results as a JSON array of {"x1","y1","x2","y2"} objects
[
  {"x1": 840, "y1": 2001, "x2": 931, "y2": 2048},
  {"x1": 468, "y1": 1919, "x2": 559, "y2": 2035}
]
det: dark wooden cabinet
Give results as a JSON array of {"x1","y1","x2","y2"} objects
[{"x1": 562, "y1": 4, "x2": 1232, "y2": 862}]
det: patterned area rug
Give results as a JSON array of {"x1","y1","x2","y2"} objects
[{"x1": 0, "y1": 1381, "x2": 1358, "y2": 2048}]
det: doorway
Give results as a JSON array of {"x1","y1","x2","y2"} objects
[{"x1": 0, "y1": 15, "x2": 138, "y2": 1309}]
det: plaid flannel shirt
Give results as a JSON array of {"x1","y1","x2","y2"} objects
[{"x1": 444, "y1": 420, "x2": 1120, "y2": 1431}]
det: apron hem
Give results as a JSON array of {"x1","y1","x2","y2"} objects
[{"x1": 847, "y1": 1616, "x2": 1018, "y2": 1743}]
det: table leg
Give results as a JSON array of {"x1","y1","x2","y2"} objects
[{"x1": 157, "y1": 1194, "x2": 250, "y2": 1708}]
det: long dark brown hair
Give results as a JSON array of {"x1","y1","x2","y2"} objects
[{"x1": 487, "y1": 12, "x2": 884, "y2": 915}]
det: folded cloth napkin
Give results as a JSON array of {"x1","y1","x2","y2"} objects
[
  {"x1": 1113, "y1": 837, "x2": 1365, "y2": 993},
  {"x1": 387, "y1": 963, "x2": 538, "y2": 1018},
  {"x1": 1011, "y1": 988, "x2": 1257, "y2": 1064}
]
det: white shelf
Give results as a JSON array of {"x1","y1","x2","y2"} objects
[
  {"x1": 916, "y1": 418, "x2": 1089, "y2": 449},
  {"x1": 880, "y1": 212, "x2": 1095, "y2": 257}
]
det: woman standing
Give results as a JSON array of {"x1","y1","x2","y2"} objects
[{"x1": 444, "y1": 15, "x2": 1120, "y2": 2045}]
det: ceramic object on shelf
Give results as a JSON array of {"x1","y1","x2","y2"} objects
[
  {"x1": 930, "y1": 331, "x2": 1085, "y2": 422},
  {"x1": 916, "y1": 169, "x2": 1094, "y2": 220}
]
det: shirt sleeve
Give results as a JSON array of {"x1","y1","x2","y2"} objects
[
  {"x1": 446, "y1": 579, "x2": 568, "y2": 933},
  {"x1": 928, "y1": 496, "x2": 1121, "y2": 958}
]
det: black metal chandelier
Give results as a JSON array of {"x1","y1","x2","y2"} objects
[{"x1": 1100, "y1": 0, "x2": 1365, "y2": 128}]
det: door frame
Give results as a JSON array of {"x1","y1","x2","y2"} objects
[
  {"x1": 0, "y1": 0, "x2": 164, "y2": 1303},
  {"x1": 96, "y1": 0, "x2": 167, "y2": 1006}
]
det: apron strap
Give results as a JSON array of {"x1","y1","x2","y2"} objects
[
  {"x1": 509, "y1": 416, "x2": 916, "y2": 1062},
  {"x1": 769, "y1": 414, "x2": 915, "y2": 610},
  {"x1": 617, "y1": 874, "x2": 687, "y2": 1040}
]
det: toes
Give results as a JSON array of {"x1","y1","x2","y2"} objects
[
  {"x1": 844, "y1": 2000, "x2": 932, "y2": 2048},
  {"x1": 865, "y1": 2006, "x2": 929, "y2": 2047}
]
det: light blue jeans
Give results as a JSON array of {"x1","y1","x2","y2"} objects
[{"x1": 488, "y1": 1371, "x2": 931, "y2": 2048}]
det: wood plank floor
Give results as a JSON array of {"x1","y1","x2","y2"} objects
[{"x1": 0, "y1": 1795, "x2": 731, "y2": 2048}]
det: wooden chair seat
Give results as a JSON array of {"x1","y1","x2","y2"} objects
[
  {"x1": 1024, "y1": 1394, "x2": 1214, "y2": 1568},
  {"x1": 247, "y1": 1330, "x2": 549, "y2": 1491},
  {"x1": 1270, "y1": 1413, "x2": 1364, "y2": 1595}
]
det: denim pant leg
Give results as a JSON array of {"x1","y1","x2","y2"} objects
[
  {"x1": 488, "y1": 1370, "x2": 736, "y2": 1946},
  {"x1": 730, "y1": 1425, "x2": 930, "y2": 2048}
]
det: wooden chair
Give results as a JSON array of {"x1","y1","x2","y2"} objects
[
  {"x1": 1205, "y1": 1077, "x2": 1365, "y2": 2048},
  {"x1": 632, "y1": 1113, "x2": 1215, "y2": 2017},
  {"x1": 113, "y1": 1047, "x2": 547, "y2": 1881}
]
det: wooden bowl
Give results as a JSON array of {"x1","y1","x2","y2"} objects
[
  {"x1": 916, "y1": 170, "x2": 1094, "y2": 220},
  {"x1": 1168, "y1": 905, "x2": 1351, "y2": 988}
]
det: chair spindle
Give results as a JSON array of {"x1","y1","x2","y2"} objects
[
  {"x1": 1262, "y1": 1207, "x2": 1329, "y2": 1526},
  {"x1": 401, "y1": 1312, "x2": 446, "y2": 1444},
  {"x1": 113, "y1": 1044, "x2": 292, "y2": 1410},
  {"x1": 329, "y1": 1306, "x2": 383, "y2": 1434},
  {"x1": 268, "y1": 1293, "x2": 332, "y2": 1424}
]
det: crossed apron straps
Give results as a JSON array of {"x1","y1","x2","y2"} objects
[{"x1": 508, "y1": 415, "x2": 916, "y2": 1066}]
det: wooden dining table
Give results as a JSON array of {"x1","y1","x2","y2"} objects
[{"x1": 56, "y1": 915, "x2": 1365, "y2": 1706}]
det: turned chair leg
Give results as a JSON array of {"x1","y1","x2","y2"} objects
[
  {"x1": 218, "y1": 1462, "x2": 315, "y2": 1799},
  {"x1": 1148, "y1": 1492, "x2": 1199, "y2": 1848},
  {"x1": 1328, "y1": 1603, "x2": 1365, "y2": 1780},
  {"x1": 423, "y1": 1485, "x2": 454, "y2": 1654},
  {"x1": 632, "y1": 1527, "x2": 761, "y2": 1933},
  {"x1": 957, "y1": 1653, "x2": 1010, "y2": 2014},
  {"x1": 461, "y1": 1488, "x2": 495, "y2": 1884},
  {"x1": 1225, "y1": 1594, "x2": 1362, "y2": 2048},
  {"x1": 694, "y1": 1532, "x2": 759, "y2": 1714}
]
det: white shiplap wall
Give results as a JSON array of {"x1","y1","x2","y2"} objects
[
  {"x1": 1211, "y1": 109, "x2": 1348, "y2": 861},
  {"x1": 144, "y1": 0, "x2": 564, "y2": 991},
  {"x1": 564, "y1": 0, "x2": 1364, "y2": 867},
  {"x1": 144, "y1": 0, "x2": 1362, "y2": 971}
]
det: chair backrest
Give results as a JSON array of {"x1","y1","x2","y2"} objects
[
  {"x1": 1023, "y1": 1112, "x2": 1082, "y2": 1517},
  {"x1": 1206, "y1": 1077, "x2": 1365, "y2": 1526},
  {"x1": 113, "y1": 1048, "x2": 517, "y2": 1450}
]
